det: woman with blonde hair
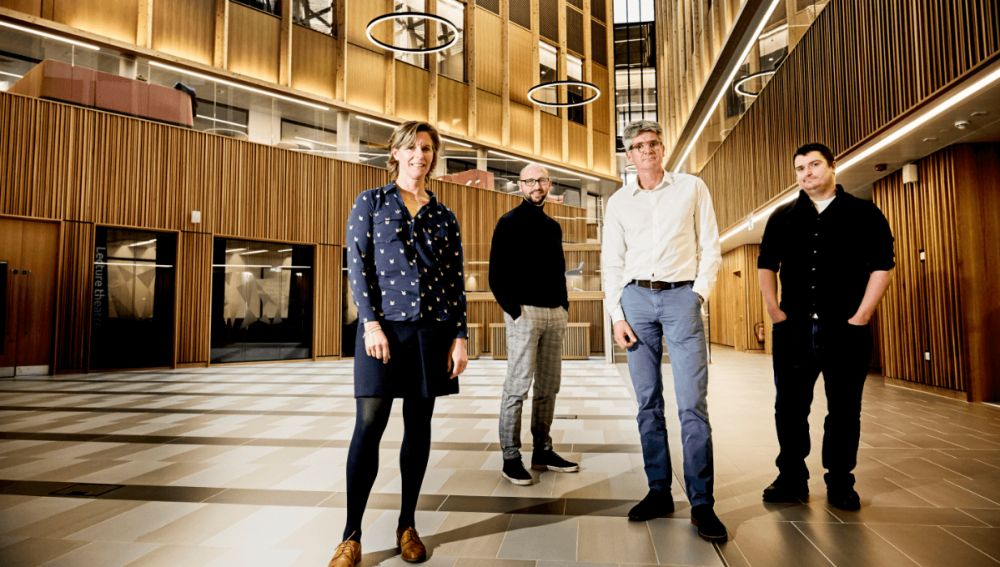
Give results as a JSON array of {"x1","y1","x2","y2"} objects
[{"x1": 328, "y1": 121, "x2": 468, "y2": 566}]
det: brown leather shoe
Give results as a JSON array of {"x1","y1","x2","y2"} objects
[
  {"x1": 396, "y1": 526, "x2": 427, "y2": 563},
  {"x1": 327, "y1": 539, "x2": 361, "y2": 567}
]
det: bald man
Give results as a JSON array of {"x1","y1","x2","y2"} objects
[{"x1": 490, "y1": 164, "x2": 579, "y2": 485}]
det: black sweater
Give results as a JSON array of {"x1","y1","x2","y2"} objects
[{"x1": 488, "y1": 199, "x2": 569, "y2": 319}]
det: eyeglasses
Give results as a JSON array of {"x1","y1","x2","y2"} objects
[
  {"x1": 628, "y1": 140, "x2": 663, "y2": 153},
  {"x1": 518, "y1": 177, "x2": 552, "y2": 187}
]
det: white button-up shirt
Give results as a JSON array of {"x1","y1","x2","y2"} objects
[{"x1": 601, "y1": 170, "x2": 721, "y2": 323}]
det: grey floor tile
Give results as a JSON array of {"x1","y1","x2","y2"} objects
[
  {"x1": 942, "y1": 526, "x2": 1000, "y2": 562},
  {"x1": 575, "y1": 515, "x2": 657, "y2": 564},
  {"x1": 727, "y1": 521, "x2": 834, "y2": 567},
  {"x1": 498, "y1": 515, "x2": 579, "y2": 562},
  {"x1": 794, "y1": 522, "x2": 919, "y2": 566},
  {"x1": 869, "y1": 524, "x2": 999, "y2": 566},
  {"x1": 646, "y1": 517, "x2": 724, "y2": 566}
]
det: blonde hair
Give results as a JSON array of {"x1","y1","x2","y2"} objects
[{"x1": 386, "y1": 121, "x2": 441, "y2": 182}]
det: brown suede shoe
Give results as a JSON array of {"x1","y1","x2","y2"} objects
[
  {"x1": 396, "y1": 526, "x2": 427, "y2": 563},
  {"x1": 327, "y1": 539, "x2": 361, "y2": 567}
]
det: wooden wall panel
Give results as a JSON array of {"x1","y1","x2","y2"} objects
[
  {"x1": 175, "y1": 230, "x2": 212, "y2": 364},
  {"x1": 592, "y1": 130, "x2": 611, "y2": 174},
  {"x1": 699, "y1": 0, "x2": 1000, "y2": 232},
  {"x1": 509, "y1": 102, "x2": 534, "y2": 154},
  {"x1": 54, "y1": 220, "x2": 93, "y2": 372},
  {"x1": 474, "y1": 8, "x2": 503, "y2": 94},
  {"x1": 314, "y1": 244, "x2": 342, "y2": 358},
  {"x1": 228, "y1": 2, "x2": 280, "y2": 83},
  {"x1": 953, "y1": 144, "x2": 1000, "y2": 402},
  {"x1": 51, "y1": 0, "x2": 138, "y2": 44},
  {"x1": 874, "y1": 149, "x2": 966, "y2": 392},
  {"x1": 509, "y1": 24, "x2": 534, "y2": 106},
  {"x1": 0, "y1": 0, "x2": 40, "y2": 15},
  {"x1": 707, "y1": 244, "x2": 764, "y2": 352},
  {"x1": 344, "y1": 45, "x2": 386, "y2": 112},
  {"x1": 539, "y1": 111, "x2": 561, "y2": 161},
  {"x1": 590, "y1": 64, "x2": 610, "y2": 134},
  {"x1": 476, "y1": 90, "x2": 502, "y2": 144},
  {"x1": 152, "y1": 0, "x2": 215, "y2": 65},
  {"x1": 437, "y1": 76, "x2": 468, "y2": 135},
  {"x1": 394, "y1": 60, "x2": 429, "y2": 122},
  {"x1": 345, "y1": 0, "x2": 388, "y2": 48},
  {"x1": 291, "y1": 25, "x2": 337, "y2": 99},
  {"x1": 568, "y1": 122, "x2": 587, "y2": 165}
]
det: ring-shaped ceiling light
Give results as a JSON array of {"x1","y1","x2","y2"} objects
[
  {"x1": 733, "y1": 69, "x2": 777, "y2": 98},
  {"x1": 527, "y1": 80, "x2": 602, "y2": 108},
  {"x1": 365, "y1": 12, "x2": 460, "y2": 54}
]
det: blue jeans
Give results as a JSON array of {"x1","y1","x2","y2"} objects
[{"x1": 621, "y1": 283, "x2": 714, "y2": 506}]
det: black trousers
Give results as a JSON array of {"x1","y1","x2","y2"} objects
[{"x1": 772, "y1": 318, "x2": 872, "y2": 488}]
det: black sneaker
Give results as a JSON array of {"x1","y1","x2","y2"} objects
[
  {"x1": 691, "y1": 505, "x2": 728, "y2": 542},
  {"x1": 827, "y1": 486, "x2": 861, "y2": 511},
  {"x1": 762, "y1": 478, "x2": 809, "y2": 503},
  {"x1": 531, "y1": 450, "x2": 579, "y2": 472},
  {"x1": 627, "y1": 489, "x2": 674, "y2": 521},
  {"x1": 502, "y1": 458, "x2": 534, "y2": 485}
]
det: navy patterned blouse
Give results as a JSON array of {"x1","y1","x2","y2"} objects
[{"x1": 347, "y1": 182, "x2": 467, "y2": 338}]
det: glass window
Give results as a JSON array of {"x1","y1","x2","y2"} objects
[
  {"x1": 538, "y1": 42, "x2": 559, "y2": 116},
  {"x1": 211, "y1": 239, "x2": 314, "y2": 363},
  {"x1": 437, "y1": 0, "x2": 465, "y2": 82},
  {"x1": 232, "y1": 0, "x2": 281, "y2": 16},
  {"x1": 91, "y1": 228, "x2": 177, "y2": 369},
  {"x1": 194, "y1": 99, "x2": 250, "y2": 139},
  {"x1": 293, "y1": 0, "x2": 335, "y2": 35},
  {"x1": 280, "y1": 118, "x2": 337, "y2": 153},
  {"x1": 394, "y1": 0, "x2": 427, "y2": 68},
  {"x1": 567, "y1": 54, "x2": 585, "y2": 125}
]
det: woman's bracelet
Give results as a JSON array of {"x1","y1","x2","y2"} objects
[{"x1": 363, "y1": 327, "x2": 382, "y2": 338}]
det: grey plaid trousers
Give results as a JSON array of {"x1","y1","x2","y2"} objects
[{"x1": 499, "y1": 305, "x2": 568, "y2": 460}]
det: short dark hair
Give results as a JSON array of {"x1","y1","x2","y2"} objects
[{"x1": 793, "y1": 143, "x2": 835, "y2": 166}]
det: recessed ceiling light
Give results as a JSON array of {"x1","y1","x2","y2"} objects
[
  {"x1": 970, "y1": 110, "x2": 989, "y2": 117},
  {"x1": 922, "y1": 136, "x2": 938, "y2": 142}
]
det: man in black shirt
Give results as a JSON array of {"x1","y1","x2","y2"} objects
[
  {"x1": 757, "y1": 143, "x2": 894, "y2": 511},
  {"x1": 490, "y1": 163, "x2": 579, "y2": 485}
]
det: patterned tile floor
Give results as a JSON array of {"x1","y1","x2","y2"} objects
[{"x1": 0, "y1": 348, "x2": 998, "y2": 566}]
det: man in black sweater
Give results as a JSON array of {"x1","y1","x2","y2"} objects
[{"x1": 490, "y1": 163, "x2": 579, "y2": 485}]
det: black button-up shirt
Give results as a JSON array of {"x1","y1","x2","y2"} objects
[
  {"x1": 347, "y1": 182, "x2": 467, "y2": 338},
  {"x1": 757, "y1": 186, "x2": 894, "y2": 323}
]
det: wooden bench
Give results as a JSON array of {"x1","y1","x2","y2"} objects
[{"x1": 489, "y1": 322, "x2": 591, "y2": 360}]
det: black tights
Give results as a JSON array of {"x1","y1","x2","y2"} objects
[{"x1": 343, "y1": 396, "x2": 436, "y2": 542}]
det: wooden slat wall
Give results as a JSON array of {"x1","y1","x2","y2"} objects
[
  {"x1": 699, "y1": 0, "x2": 1000, "y2": 232},
  {"x1": 0, "y1": 91, "x2": 592, "y2": 369},
  {"x1": 314, "y1": 243, "x2": 342, "y2": 358},
  {"x1": 874, "y1": 148, "x2": 967, "y2": 392},
  {"x1": 707, "y1": 244, "x2": 765, "y2": 352},
  {"x1": 175, "y1": 230, "x2": 212, "y2": 364},
  {"x1": 54, "y1": 220, "x2": 93, "y2": 372}
]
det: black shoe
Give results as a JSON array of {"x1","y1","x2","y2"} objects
[
  {"x1": 690, "y1": 504, "x2": 728, "y2": 542},
  {"x1": 762, "y1": 479, "x2": 809, "y2": 503},
  {"x1": 531, "y1": 450, "x2": 579, "y2": 472},
  {"x1": 827, "y1": 486, "x2": 861, "y2": 511},
  {"x1": 501, "y1": 458, "x2": 534, "y2": 485},
  {"x1": 627, "y1": 490, "x2": 674, "y2": 521}
]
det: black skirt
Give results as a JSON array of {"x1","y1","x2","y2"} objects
[{"x1": 353, "y1": 319, "x2": 460, "y2": 398}]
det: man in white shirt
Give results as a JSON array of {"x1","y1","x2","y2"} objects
[{"x1": 601, "y1": 120, "x2": 726, "y2": 542}]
